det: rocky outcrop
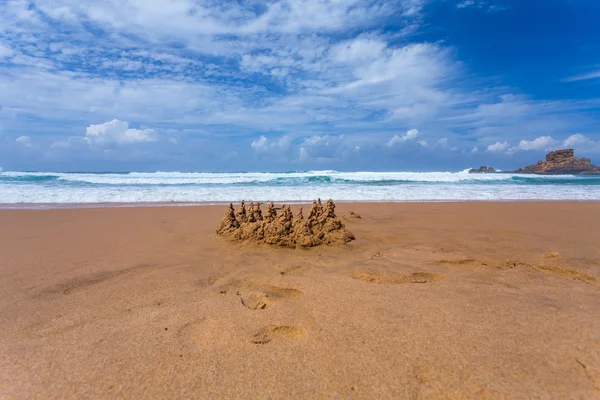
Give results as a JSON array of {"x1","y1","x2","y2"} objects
[
  {"x1": 216, "y1": 199, "x2": 355, "y2": 248},
  {"x1": 515, "y1": 149, "x2": 600, "y2": 175},
  {"x1": 469, "y1": 166, "x2": 496, "y2": 174}
]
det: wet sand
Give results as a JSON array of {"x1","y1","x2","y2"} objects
[{"x1": 1, "y1": 202, "x2": 599, "y2": 398}]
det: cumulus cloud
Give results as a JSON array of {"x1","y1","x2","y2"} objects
[
  {"x1": 481, "y1": 134, "x2": 600, "y2": 155},
  {"x1": 563, "y1": 133, "x2": 594, "y2": 148},
  {"x1": 16, "y1": 136, "x2": 32, "y2": 147},
  {"x1": 298, "y1": 134, "x2": 347, "y2": 162},
  {"x1": 487, "y1": 141, "x2": 509, "y2": 153},
  {"x1": 559, "y1": 134, "x2": 600, "y2": 154},
  {"x1": 251, "y1": 135, "x2": 291, "y2": 155},
  {"x1": 514, "y1": 136, "x2": 558, "y2": 151},
  {"x1": 436, "y1": 137, "x2": 457, "y2": 151},
  {"x1": 387, "y1": 129, "x2": 422, "y2": 147},
  {"x1": 85, "y1": 120, "x2": 157, "y2": 146}
]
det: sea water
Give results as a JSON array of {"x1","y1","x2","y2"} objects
[{"x1": 1, "y1": 170, "x2": 599, "y2": 206}]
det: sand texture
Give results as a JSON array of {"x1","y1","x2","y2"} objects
[{"x1": 1, "y1": 202, "x2": 600, "y2": 399}]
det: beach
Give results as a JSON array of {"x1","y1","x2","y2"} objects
[{"x1": 1, "y1": 202, "x2": 599, "y2": 398}]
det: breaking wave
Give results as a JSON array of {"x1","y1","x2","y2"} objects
[{"x1": 1, "y1": 170, "x2": 599, "y2": 204}]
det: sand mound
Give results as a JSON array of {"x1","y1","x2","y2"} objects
[{"x1": 216, "y1": 199, "x2": 355, "y2": 248}]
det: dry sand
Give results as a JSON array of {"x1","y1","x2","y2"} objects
[{"x1": 1, "y1": 202, "x2": 599, "y2": 399}]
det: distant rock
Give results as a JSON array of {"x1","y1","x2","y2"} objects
[
  {"x1": 515, "y1": 149, "x2": 600, "y2": 175},
  {"x1": 468, "y1": 166, "x2": 496, "y2": 174}
]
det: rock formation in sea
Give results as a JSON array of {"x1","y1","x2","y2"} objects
[
  {"x1": 515, "y1": 149, "x2": 600, "y2": 175},
  {"x1": 216, "y1": 199, "x2": 355, "y2": 248},
  {"x1": 468, "y1": 166, "x2": 496, "y2": 174}
]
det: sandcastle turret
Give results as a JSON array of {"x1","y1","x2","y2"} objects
[
  {"x1": 295, "y1": 205, "x2": 304, "y2": 222},
  {"x1": 324, "y1": 199, "x2": 336, "y2": 219},
  {"x1": 217, "y1": 203, "x2": 239, "y2": 234},
  {"x1": 264, "y1": 202, "x2": 276, "y2": 222},
  {"x1": 254, "y1": 202, "x2": 263, "y2": 221},
  {"x1": 308, "y1": 200, "x2": 319, "y2": 220},
  {"x1": 236, "y1": 200, "x2": 247, "y2": 223},
  {"x1": 247, "y1": 202, "x2": 256, "y2": 223}
]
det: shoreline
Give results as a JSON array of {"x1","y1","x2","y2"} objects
[{"x1": 2, "y1": 198, "x2": 600, "y2": 210}]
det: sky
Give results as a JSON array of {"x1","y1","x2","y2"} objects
[{"x1": 0, "y1": 0, "x2": 599, "y2": 172}]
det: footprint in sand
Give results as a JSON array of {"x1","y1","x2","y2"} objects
[
  {"x1": 503, "y1": 252, "x2": 599, "y2": 287},
  {"x1": 251, "y1": 325, "x2": 307, "y2": 344},
  {"x1": 239, "y1": 285, "x2": 303, "y2": 310},
  {"x1": 352, "y1": 270, "x2": 443, "y2": 285},
  {"x1": 241, "y1": 292, "x2": 274, "y2": 310}
]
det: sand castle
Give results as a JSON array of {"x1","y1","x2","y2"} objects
[{"x1": 217, "y1": 199, "x2": 355, "y2": 247}]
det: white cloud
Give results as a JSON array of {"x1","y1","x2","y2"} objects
[
  {"x1": 487, "y1": 141, "x2": 509, "y2": 153},
  {"x1": 471, "y1": 146, "x2": 479, "y2": 154},
  {"x1": 563, "y1": 133, "x2": 593, "y2": 148},
  {"x1": 456, "y1": 0, "x2": 506, "y2": 11},
  {"x1": 85, "y1": 120, "x2": 157, "y2": 146},
  {"x1": 16, "y1": 136, "x2": 32, "y2": 147},
  {"x1": 436, "y1": 137, "x2": 457, "y2": 151},
  {"x1": 515, "y1": 136, "x2": 558, "y2": 151},
  {"x1": 330, "y1": 38, "x2": 387, "y2": 63},
  {"x1": 401, "y1": 0, "x2": 427, "y2": 16},
  {"x1": 564, "y1": 70, "x2": 600, "y2": 83},
  {"x1": 251, "y1": 135, "x2": 291, "y2": 154},
  {"x1": 298, "y1": 134, "x2": 347, "y2": 161},
  {"x1": 387, "y1": 128, "x2": 421, "y2": 147}
]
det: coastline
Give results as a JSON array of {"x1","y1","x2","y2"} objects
[
  {"x1": 2, "y1": 202, "x2": 600, "y2": 398},
  {"x1": 2, "y1": 198, "x2": 600, "y2": 210}
]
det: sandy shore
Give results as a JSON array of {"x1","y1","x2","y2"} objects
[{"x1": 1, "y1": 202, "x2": 599, "y2": 399}]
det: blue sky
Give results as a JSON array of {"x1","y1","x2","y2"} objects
[{"x1": 1, "y1": 0, "x2": 599, "y2": 172}]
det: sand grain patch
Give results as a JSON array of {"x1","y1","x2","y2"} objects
[{"x1": 280, "y1": 265, "x2": 313, "y2": 276}]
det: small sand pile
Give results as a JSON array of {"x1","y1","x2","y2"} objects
[{"x1": 217, "y1": 199, "x2": 355, "y2": 247}]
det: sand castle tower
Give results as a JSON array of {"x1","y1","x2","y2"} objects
[
  {"x1": 236, "y1": 200, "x2": 247, "y2": 223},
  {"x1": 217, "y1": 203, "x2": 240, "y2": 234},
  {"x1": 247, "y1": 202, "x2": 256, "y2": 223},
  {"x1": 254, "y1": 202, "x2": 263, "y2": 222},
  {"x1": 264, "y1": 202, "x2": 276, "y2": 222}
]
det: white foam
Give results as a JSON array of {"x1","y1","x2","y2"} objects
[
  {"x1": 0, "y1": 170, "x2": 574, "y2": 185},
  {"x1": 1, "y1": 170, "x2": 598, "y2": 204},
  {"x1": 1, "y1": 182, "x2": 599, "y2": 203}
]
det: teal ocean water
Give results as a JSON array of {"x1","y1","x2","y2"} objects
[{"x1": 1, "y1": 170, "x2": 599, "y2": 206}]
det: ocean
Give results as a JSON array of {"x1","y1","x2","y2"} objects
[{"x1": 1, "y1": 170, "x2": 600, "y2": 207}]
